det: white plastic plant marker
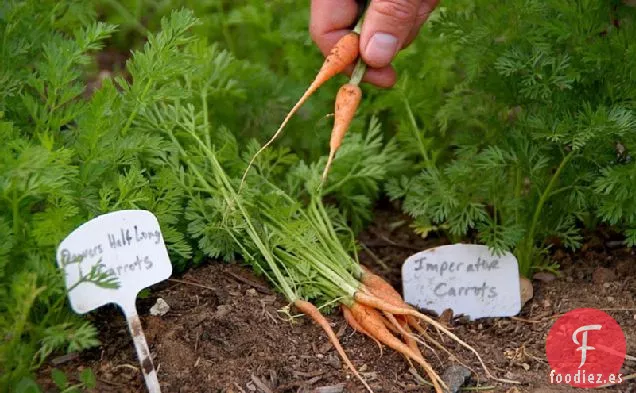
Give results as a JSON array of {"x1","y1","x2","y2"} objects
[
  {"x1": 56, "y1": 210, "x2": 172, "y2": 393},
  {"x1": 402, "y1": 244, "x2": 521, "y2": 320}
]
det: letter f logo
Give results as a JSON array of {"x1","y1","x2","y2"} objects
[{"x1": 572, "y1": 325, "x2": 602, "y2": 368}]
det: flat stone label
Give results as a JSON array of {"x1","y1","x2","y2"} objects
[{"x1": 402, "y1": 244, "x2": 521, "y2": 320}]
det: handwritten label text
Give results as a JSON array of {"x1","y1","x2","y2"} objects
[{"x1": 402, "y1": 244, "x2": 521, "y2": 320}]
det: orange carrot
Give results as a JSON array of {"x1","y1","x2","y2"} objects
[
  {"x1": 398, "y1": 316, "x2": 422, "y2": 358},
  {"x1": 241, "y1": 32, "x2": 360, "y2": 189},
  {"x1": 383, "y1": 313, "x2": 422, "y2": 358},
  {"x1": 294, "y1": 300, "x2": 373, "y2": 393},
  {"x1": 349, "y1": 303, "x2": 446, "y2": 393},
  {"x1": 353, "y1": 290, "x2": 499, "y2": 382},
  {"x1": 360, "y1": 266, "x2": 404, "y2": 306},
  {"x1": 321, "y1": 82, "x2": 363, "y2": 182},
  {"x1": 342, "y1": 304, "x2": 383, "y2": 354},
  {"x1": 358, "y1": 271, "x2": 432, "y2": 360},
  {"x1": 379, "y1": 311, "x2": 402, "y2": 335},
  {"x1": 359, "y1": 267, "x2": 428, "y2": 336}
]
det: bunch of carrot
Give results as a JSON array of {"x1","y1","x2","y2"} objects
[
  {"x1": 261, "y1": 192, "x2": 504, "y2": 393},
  {"x1": 241, "y1": 17, "x2": 367, "y2": 190}
]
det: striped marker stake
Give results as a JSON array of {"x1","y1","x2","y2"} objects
[{"x1": 56, "y1": 210, "x2": 173, "y2": 393}]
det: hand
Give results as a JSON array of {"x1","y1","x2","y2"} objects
[{"x1": 310, "y1": 0, "x2": 440, "y2": 88}]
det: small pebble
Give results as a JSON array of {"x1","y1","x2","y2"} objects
[
  {"x1": 246, "y1": 288, "x2": 258, "y2": 296},
  {"x1": 149, "y1": 298, "x2": 170, "y2": 316},
  {"x1": 607, "y1": 296, "x2": 614, "y2": 302},
  {"x1": 603, "y1": 283, "x2": 611, "y2": 288},
  {"x1": 520, "y1": 277, "x2": 534, "y2": 306},
  {"x1": 325, "y1": 354, "x2": 341, "y2": 370},
  {"x1": 441, "y1": 365, "x2": 471, "y2": 393}
]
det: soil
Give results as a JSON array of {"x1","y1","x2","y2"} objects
[{"x1": 37, "y1": 206, "x2": 636, "y2": 393}]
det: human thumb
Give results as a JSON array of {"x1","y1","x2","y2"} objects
[{"x1": 359, "y1": 0, "x2": 422, "y2": 68}]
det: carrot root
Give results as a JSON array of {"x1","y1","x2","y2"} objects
[
  {"x1": 383, "y1": 312, "x2": 422, "y2": 360},
  {"x1": 294, "y1": 300, "x2": 373, "y2": 393},
  {"x1": 342, "y1": 304, "x2": 383, "y2": 355},
  {"x1": 352, "y1": 289, "x2": 503, "y2": 382},
  {"x1": 321, "y1": 83, "x2": 363, "y2": 184},
  {"x1": 360, "y1": 266, "x2": 407, "y2": 307},
  {"x1": 357, "y1": 272, "x2": 513, "y2": 384},
  {"x1": 241, "y1": 32, "x2": 360, "y2": 190},
  {"x1": 349, "y1": 303, "x2": 446, "y2": 393}
]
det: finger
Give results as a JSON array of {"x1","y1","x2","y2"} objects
[
  {"x1": 403, "y1": 0, "x2": 440, "y2": 48},
  {"x1": 342, "y1": 63, "x2": 398, "y2": 88},
  {"x1": 363, "y1": 67, "x2": 397, "y2": 88},
  {"x1": 360, "y1": 0, "x2": 423, "y2": 68},
  {"x1": 310, "y1": 0, "x2": 360, "y2": 56}
]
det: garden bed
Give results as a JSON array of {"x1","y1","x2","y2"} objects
[{"x1": 36, "y1": 206, "x2": 636, "y2": 393}]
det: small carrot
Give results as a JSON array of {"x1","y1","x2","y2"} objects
[
  {"x1": 358, "y1": 270, "x2": 437, "y2": 359},
  {"x1": 342, "y1": 304, "x2": 383, "y2": 354},
  {"x1": 398, "y1": 316, "x2": 422, "y2": 358},
  {"x1": 383, "y1": 313, "x2": 423, "y2": 359},
  {"x1": 359, "y1": 266, "x2": 405, "y2": 306},
  {"x1": 379, "y1": 311, "x2": 402, "y2": 335},
  {"x1": 321, "y1": 82, "x2": 363, "y2": 183},
  {"x1": 353, "y1": 290, "x2": 498, "y2": 382},
  {"x1": 349, "y1": 302, "x2": 446, "y2": 393},
  {"x1": 240, "y1": 32, "x2": 360, "y2": 189},
  {"x1": 359, "y1": 267, "x2": 429, "y2": 335},
  {"x1": 294, "y1": 300, "x2": 373, "y2": 393}
]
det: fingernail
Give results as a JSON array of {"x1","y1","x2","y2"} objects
[{"x1": 365, "y1": 33, "x2": 399, "y2": 67}]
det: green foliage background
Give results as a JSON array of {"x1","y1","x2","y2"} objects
[
  {"x1": 386, "y1": 0, "x2": 636, "y2": 274},
  {"x1": 2, "y1": 0, "x2": 636, "y2": 389}
]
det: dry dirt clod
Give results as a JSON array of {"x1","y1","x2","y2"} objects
[
  {"x1": 616, "y1": 260, "x2": 636, "y2": 276},
  {"x1": 439, "y1": 308, "x2": 454, "y2": 326},
  {"x1": 247, "y1": 288, "x2": 258, "y2": 297},
  {"x1": 503, "y1": 371, "x2": 518, "y2": 384},
  {"x1": 214, "y1": 305, "x2": 232, "y2": 319},
  {"x1": 592, "y1": 267, "x2": 617, "y2": 284},
  {"x1": 325, "y1": 353, "x2": 341, "y2": 370},
  {"x1": 532, "y1": 272, "x2": 556, "y2": 283}
]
